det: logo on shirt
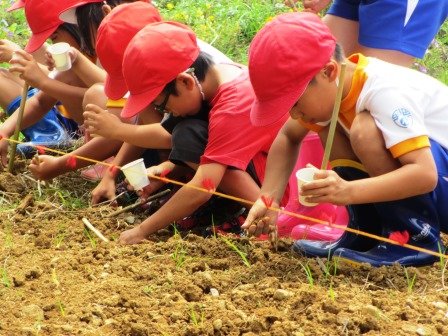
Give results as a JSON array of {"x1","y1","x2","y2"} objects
[{"x1": 392, "y1": 108, "x2": 413, "y2": 128}]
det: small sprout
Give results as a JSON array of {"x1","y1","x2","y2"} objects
[{"x1": 221, "y1": 237, "x2": 250, "y2": 267}]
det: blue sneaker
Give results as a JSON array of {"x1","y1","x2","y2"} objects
[
  {"x1": 333, "y1": 241, "x2": 441, "y2": 267},
  {"x1": 334, "y1": 193, "x2": 443, "y2": 267}
]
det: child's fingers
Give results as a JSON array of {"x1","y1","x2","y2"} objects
[{"x1": 85, "y1": 104, "x2": 103, "y2": 114}]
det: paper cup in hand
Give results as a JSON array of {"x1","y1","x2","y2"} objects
[
  {"x1": 296, "y1": 167, "x2": 318, "y2": 207},
  {"x1": 48, "y1": 42, "x2": 72, "y2": 71},
  {"x1": 121, "y1": 158, "x2": 150, "y2": 191}
]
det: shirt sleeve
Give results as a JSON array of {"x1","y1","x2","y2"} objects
[{"x1": 359, "y1": 85, "x2": 430, "y2": 158}]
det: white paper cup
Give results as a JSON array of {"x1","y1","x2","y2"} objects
[
  {"x1": 296, "y1": 167, "x2": 318, "y2": 207},
  {"x1": 121, "y1": 158, "x2": 150, "y2": 191},
  {"x1": 48, "y1": 42, "x2": 72, "y2": 71}
]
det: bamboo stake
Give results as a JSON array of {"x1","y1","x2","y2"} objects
[
  {"x1": 8, "y1": 83, "x2": 29, "y2": 173},
  {"x1": 105, "y1": 188, "x2": 171, "y2": 218},
  {"x1": 82, "y1": 217, "x2": 109, "y2": 243},
  {"x1": 320, "y1": 62, "x2": 347, "y2": 170}
]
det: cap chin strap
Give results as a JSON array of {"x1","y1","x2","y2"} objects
[{"x1": 186, "y1": 68, "x2": 205, "y2": 100}]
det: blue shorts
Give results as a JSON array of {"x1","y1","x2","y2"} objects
[
  {"x1": 6, "y1": 88, "x2": 78, "y2": 137},
  {"x1": 430, "y1": 139, "x2": 448, "y2": 233},
  {"x1": 327, "y1": 0, "x2": 448, "y2": 58}
]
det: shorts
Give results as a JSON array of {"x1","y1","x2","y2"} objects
[
  {"x1": 430, "y1": 139, "x2": 448, "y2": 233},
  {"x1": 169, "y1": 118, "x2": 261, "y2": 185},
  {"x1": 328, "y1": 0, "x2": 448, "y2": 58},
  {"x1": 6, "y1": 88, "x2": 78, "y2": 136}
]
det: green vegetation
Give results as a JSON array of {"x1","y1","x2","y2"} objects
[{"x1": 1, "y1": 0, "x2": 444, "y2": 82}]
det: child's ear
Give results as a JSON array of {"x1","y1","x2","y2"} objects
[
  {"x1": 102, "y1": 4, "x2": 112, "y2": 16},
  {"x1": 322, "y1": 60, "x2": 339, "y2": 82},
  {"x1": 176, "y1": 73, "x2": 196, "y2": 90}
]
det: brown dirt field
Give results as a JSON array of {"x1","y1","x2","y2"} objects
[{"x1": 1, "y1": 168, "x2": 448, "y2": 336}]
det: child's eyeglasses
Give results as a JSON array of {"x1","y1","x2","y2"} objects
[{"x1": 153, "y1": 91, "x2": 171, "y2": 114}]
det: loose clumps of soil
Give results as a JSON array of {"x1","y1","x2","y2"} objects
[{"x1": 1, "y1": 168, "x2": 448, "y2": 335}]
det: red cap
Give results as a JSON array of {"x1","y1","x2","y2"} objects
[
  {"x1": 24, "y1": 0, "x2": 80, "y2": 52},
  {"x1": 59, "y1": 0, "x2": 102, "y2": 24},
  {"x1": 249, "y1": 12, "x2": 336, "y2": 127},
  {"x1": 96, "y1": 2, "x2": 162, "y2": 100},
  {"x1": 121, "y1": 21, "x2": 199, "y2": 119},
  {"x1": 7, "y1": 0, "x2": 25, "y2": 12}
]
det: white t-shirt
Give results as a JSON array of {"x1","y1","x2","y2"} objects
[
  {"x1": 357, "y1": 55, "x2": 448, "y2": 157},
  {"x1": 300, "y1": 54, "x2": 448, "y2": 158}
]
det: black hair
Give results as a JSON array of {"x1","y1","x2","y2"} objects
[
  {"x1": 309, "y1": 43, "x2": 344, "y2": 84},
  {"x1": 162, "y1": 51, "x2": 215, "y2": 97},
  {"x1": 75, "y1": 0, "x2": 136, "y2": 57},
  {"x1": 58, "y1": 23, "x2": 82, "y2": 47}
]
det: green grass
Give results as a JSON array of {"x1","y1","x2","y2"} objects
[
  {"x1": 158, "y1": 0, "x2": 291, "y2": 63},
  {"x1": 0, "y1": 0, "x2": 446, "y2": 73}
]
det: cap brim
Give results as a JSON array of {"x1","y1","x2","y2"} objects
[
  {"x1": 250, "y1": 86, "x2": 306, "y2": 127},
  {"x1": 25, "y1": 26, "x2": 58, "y2": 53},
  {"x1": 59, "y1": 8, "x2": 78, "y2": 24},
  {"x1": 7, "y1": 1, "x2": 25, "y2": 12},
  {"x1": 120, "y1": 85, "x2": 164, "y2": 119},
  {"x1": 105, "y1": 74, "x2": 128, "y2": 100}
]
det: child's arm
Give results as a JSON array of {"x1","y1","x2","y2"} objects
[
  {"x1": 302, "y1": 147, "x2": 437, "y2": 204},
  {"x1": 83, "y1": 104, "x2": 172, "y2": 149},
  {"x1": 119, "y1": 162, "x2": 228, "y2": 244},
  {"x1": 67, "y1": 49, "x2": 106, "y2": 86},
  {"x1": 242, "y1": 118, "x2": 309, "y2": 236},
  {"x1": 10, "y1": 50, "x2": 87, "y2": 123},
  {"x1": 91, "y1": 142, "x2": 146, "y2": 204},
  {"x1": 29, "y1": 133, "x2": 124, "y2": 181}
]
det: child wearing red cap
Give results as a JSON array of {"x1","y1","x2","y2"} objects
[
  {"x1": 111, "y1": 21, "x2": 288, "y2": 244},
  {"x1": 242, "y1": 12, "x2": 448, "y2": 267},
  {"x1": 29, "y1": 0, "x2": 232, "y2": 183},
  {"x1": 0, "y1": 18, "x2": 84, "y2": 165},
  {"x1": 288, "y1": 0, "x2": 448, "y2": 67}
]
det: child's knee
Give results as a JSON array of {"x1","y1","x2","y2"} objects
[{"x1": 83, "y1": 84, "x2": 107, "y2": 109}]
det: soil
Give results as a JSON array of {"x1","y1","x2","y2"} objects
[{"x1": 1, "y1": 168, "x2": 448, "y2": 336}]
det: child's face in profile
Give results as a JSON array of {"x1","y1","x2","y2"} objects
[
  {"x1": 151, "y1": 75, "x2": 203, "y2": 117},
  {"x1": 289, "y1": 73, "x2": 337, "y2": 124},
  {"x1": 49, "y1": 28, "x2": 80, "y2": 49}
]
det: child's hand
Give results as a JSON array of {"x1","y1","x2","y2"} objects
[
  {"x1": 0, "y1": 39, "x2": 21, "y2": 63},
  {"x1": 83, "y1": 104, "x2": 122, "y2": 139},
  {"x1": 91, "y1": 174, "x2": 117, "y2": 205},
  {"x1": 300, "y1": 167, "x2": 353, "y2": 205},
  {"x1": 0, "y1": 134, "x2": 10, "y2": 168},
  {"x1": 44, "y1": 51, "x2": 56, "y2": 71},
  {"x1": 285, "y1": 0, "x2": 331, "y2": 13},
  {"x1": 301, "y1": 0, "x2": 332, "y2": 13},
  {"x1": 9, "y1": 50, "x2": 48, "y2": 88},
  {"x1": 45, "y1": 47, "x2": 78, "y2": 71},
  {"x1": 29, "y1": 155, "x2": 66, "y2": 181},
  {"x1": 119, "y1": 225, "x2": 147, "y2": 244},
  {"x1": 242, "y1": 197, "x2": 279, "y2": 237}
]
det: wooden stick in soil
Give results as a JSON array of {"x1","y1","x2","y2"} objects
[
  {"x1": 320, "y1": 62, "x2": 347, "y2": 170},
  {"x1": 8, "y1": 83, "x2": 29, "y2": 173},
  {"x1": 105, "y1": 188, "x2": 171, "y2": 218},
  {"x1": 82, "y1": 217, "x2": 109, "y2": 243}
]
